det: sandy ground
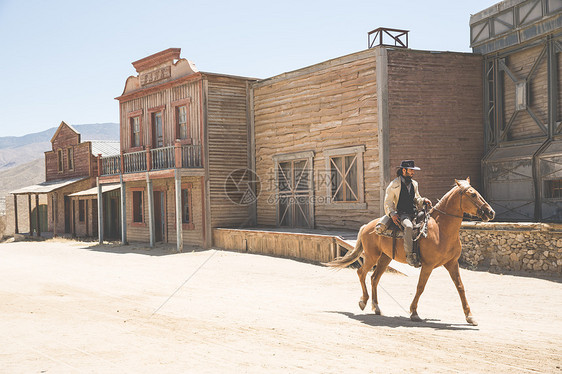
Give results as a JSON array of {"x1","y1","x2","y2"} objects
[{"x1": 0, "y1": 239, "x2": 561, "y2": 374}]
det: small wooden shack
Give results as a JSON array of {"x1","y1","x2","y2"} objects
[{"x1": 11, "y1": 121, "x2": 119, "y2": 237}]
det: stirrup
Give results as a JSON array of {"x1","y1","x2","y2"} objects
[{"x1": 406, "y1": 252, "x2": 421, "y2": 268}]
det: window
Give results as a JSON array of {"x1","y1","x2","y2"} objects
[
  {"x1": 132, "y1": 190, "x2": 144, "y2": 223},
  {"x1": 78, "y1": 200, "x2": 85, "y2": 222},
  {"x1": 131, "y1": 116, "x2": 141, "y2": 148},
  {"x1": 127, "y1": 109, "x2": 143, "y2": 150},
  {"x1": 172, "y1": 98, "x2": 191, "y2": 143},
  {"x1": 57, "y1": 149, "x2": 64, "y2": 172},
  {"x1": 330, "y1": 155, "x2": 358, "y2": 202},
  {"x1": 152, "y1": 112, "x2": 163, "y2": 148},
  {"x1": 545, "y1": 179, "x2": 562, "y2": 198},
  {"x1": 324, "y1": 146, "x2": 366, "y2": 209},
  {"x1": 181, "y1": 183, "x2": 194, "y2": 229},
  {"x1": 177, "y1": 105, "x2": 188, "y2": 140},
  {"x1": 67, "y1": 147, "x2": 74, "y2": 170}
]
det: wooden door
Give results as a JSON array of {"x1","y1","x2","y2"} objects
[
  {"x1": 153, "y1": 191, "x2": 166, "y2": 242},
  {"x1": 277, "y1": 159, "x2": 312, "y2": 228}
]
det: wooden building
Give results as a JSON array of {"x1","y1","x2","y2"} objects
[
  {"x1": 11, "y1": 121, "x2": 119, "y2": 237},
  {"x1": 97, "y1": 48, "x2": 256, "y2": 249},
  {"x1": 470, "y1": 0, "x2": 562, "y2": 222},
  {"x1": 250, "y1": 46, "x2": 484, "y2": 230}
]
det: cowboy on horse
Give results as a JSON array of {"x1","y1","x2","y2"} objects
[{"x1": 375, "y1": 160, "x2": 432, "y2": 267}]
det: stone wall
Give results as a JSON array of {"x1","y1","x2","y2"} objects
[{"x1": 460, "y1": 222, "x2": 562, "y2": 276}]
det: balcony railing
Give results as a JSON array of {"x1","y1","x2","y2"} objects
[{"x1": 99, "y1": 143, "x2": 202, "y2": 176}]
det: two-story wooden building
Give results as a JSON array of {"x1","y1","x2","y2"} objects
[
  {"x1": 97, "y1": 48, "x2": 257, "y2": 250},
  {"x1": 11, "y1": 121, "x2": 119, "y2": 237}
]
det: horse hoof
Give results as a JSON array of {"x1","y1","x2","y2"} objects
[
  {"x1": 372, "y1": 304, "x2": 381, "y2": 315},
  {"x1": 410, "y1": 313, "x2": 422, "y2": 322},
  {"x1": 466, "y1": 316, "x2": 478, "y2": 326},
  {"x1": 359, "y1": 300, "x2": 366, "y2": 311}
]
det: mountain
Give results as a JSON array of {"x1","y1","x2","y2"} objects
[{"x1": 0, "y1": 123, "x2": 119, "y2": 171}]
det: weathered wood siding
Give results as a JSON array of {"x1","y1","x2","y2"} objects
[
  {"x1": 119, "y1": 79, "x2": 202, "y2": 151},
  {"x1": 46, "y1": 125, "x2": 95, "y2": 181},
  {"x1": 253, "y1": 49, "x2": 380, "y2": 230},
  {"x1": 213, "y1": 228, "x2": 337, "y2": 263},
  {"x1": 206, "y1": 75, "x2": 253, "y2": 228},
  {"x1": 386, "y1": 49, "x2": 484, "y2": 199},
  {"x1": 125, "y1": 177, "x2": 203, "y2": 246},
  {"x1": 502, "y1": 44, "x2": 548, "y2": 140},
  {"x1": 47, "y1": 179, "x2": 94, "y2": 234}
]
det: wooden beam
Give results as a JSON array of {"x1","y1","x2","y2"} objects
[
  {"x1": 174, "y1": 170, "x2": 183, "y2": 252},
  {"x1": 147, "y1": 174, "x2": 155, "y2": 248},
  {"x1": 97, "y1": 179, "x2": 104, "y2": 244},
  {"x1": 120, "y1": 175, "x2": 127, "y2": 245},
  {"x1": 13, "y1": 195, "x2": 18, "y2": 234},
  {"x1": 35, "y1": 194, "x2": 41, "y2": 237},
  {"x1": 28, "y1": 195, "x2": 32, "y2": 235}
]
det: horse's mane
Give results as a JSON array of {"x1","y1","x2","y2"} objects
[{"x1": 433, "y1": 180, "x2": 469, "y2": 210}]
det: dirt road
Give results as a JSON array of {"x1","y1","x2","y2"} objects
[{"x1": 0, "y1": 239, "x2": 560, "y2": 373}]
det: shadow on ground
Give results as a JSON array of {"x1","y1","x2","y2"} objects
[
  {"x1": 327, "y1": 311, "x2": 478, "y2": 331},
  {"x1": 82, "y1": 242, "x2": 207, "y2": 257}
]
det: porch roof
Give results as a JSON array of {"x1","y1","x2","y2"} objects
[
  {"x1": 10, "y1": 177, "x2": 88, "y2": 195},
  {"x1": 69, "y1": 184, "x2": 120, "y2": 197}
]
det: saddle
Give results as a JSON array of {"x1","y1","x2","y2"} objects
[{"x1": 373, "y1": 208, "x2": 430, "y2": 261}]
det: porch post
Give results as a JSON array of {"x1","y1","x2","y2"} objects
[
  {"x1": 53, "y1": 194, "x2": 57, "y2": 237},
  {"x1": 174, "y1": 169, "x2": 183, "y2": 252},
  {"x1": 97, "y1": 178, "x2": 104, "y2": 244},
  {"x1": 27, "y1": 194, "x2": 32, "y2": 235},
  {"x1": 147, "y1": 173, "x2": 155, "y2": 248},
  {"x1": 120, "y1": 175, "x2": 127, "y2": 245},
  {"x1": 13, "y1": 195, "x2": 18, "y2": 234},
  {"x1": 35, "y1": 194, "x2": 41, "y2": 237}
]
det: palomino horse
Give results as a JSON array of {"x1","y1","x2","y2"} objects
[{"x1": 327, "y1": 178, "x2": 495, "y2": 326}]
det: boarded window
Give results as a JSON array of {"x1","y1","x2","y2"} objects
[
  {"x1": 57, "y1": 149, "x2": 64, "y2": 172},
  {"x1": 330, "y1": 154, "x2": 359, "y2": 202},
  {"x1": 132, "y1": 190, "x2": 143, "y2": 222},
  {"x1": 78, "y1": 200, "x2": 85, "y2": 222},
  {"x1": 545, "y1": 179, "x2": 562, "y2": 198},
  {"x1": 130, "y1": 116, "x2": 140, "y2": 148},
  {"x1": 67, "y1": 147, "x2": 74, "y2": 170}
]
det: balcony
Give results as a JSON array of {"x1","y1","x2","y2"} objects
[{"x1": 99, "y1": 143, "x2": 202, "y2": 176}]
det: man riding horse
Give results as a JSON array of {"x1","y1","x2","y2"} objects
[{"x1": 375, "y1": 160, "x2": 432, "y2": 266}]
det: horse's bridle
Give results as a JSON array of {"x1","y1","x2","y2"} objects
[{"x1": 432, "y1": 184, "x2": 489, "y2": 220}]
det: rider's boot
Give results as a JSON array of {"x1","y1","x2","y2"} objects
[{"x1": 404, "y1": 231, "x2": 421, "y2": 268}]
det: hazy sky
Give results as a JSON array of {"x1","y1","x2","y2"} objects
[{"x1": 0, "y1": 0, "x2": 496, "y2": 137}]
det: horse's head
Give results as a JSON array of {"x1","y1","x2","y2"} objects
[{"x1": 455, "y1": 177, "x2": 495, "y2": 222}]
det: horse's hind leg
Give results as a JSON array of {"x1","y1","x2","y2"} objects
[
  {"x1": 371, "y1": 253, "x2": 391, "y2": 315},
  {"x1": 444, "y1": 259, "x2": 477, "y2": 326},
  {"x1": 357, "y1": 255, "x2": 377, "y2": 311}
]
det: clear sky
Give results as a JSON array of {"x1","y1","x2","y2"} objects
[{"x1": 0, "y1": 0, "x2": 496, "y2": 137}]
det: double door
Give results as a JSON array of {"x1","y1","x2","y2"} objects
[{"x1": 277, "y1": 159, "x2": 312, "y2": 228}]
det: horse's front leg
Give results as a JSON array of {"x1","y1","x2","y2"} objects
[
  {"x1": 444, "y1": 259, "x2": 477, "y2": 326},
  {"x1": 410, "y1": 265, "x2": 433, "y2": 322}
]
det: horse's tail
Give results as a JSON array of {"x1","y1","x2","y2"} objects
[{"x1": 325, "y1": 225, "x2": 366, "y2": 269}]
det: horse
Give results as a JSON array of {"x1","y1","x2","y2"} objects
[{"x1": 326, "y1": 178, "x2": 495, "y2": 326}]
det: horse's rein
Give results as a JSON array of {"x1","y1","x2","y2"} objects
[{"x1": 430, "y1": 185, "x2": 487, "y2": 219}]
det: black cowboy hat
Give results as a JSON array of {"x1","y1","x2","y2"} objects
[{"x1": 397, "y1": 160, "x2": 420, "y2": 170}]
